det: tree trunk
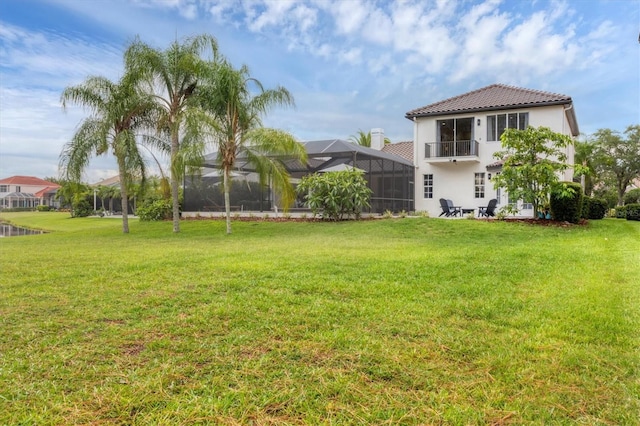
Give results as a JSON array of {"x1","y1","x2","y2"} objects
[
  {"x1": 117, "y1": 160, "x2": 129, "y2": 234},
  {"x1": 224, "y1": 166, "x2": 232, "y2": 235},
  {"x1": 171, "y1": 130, "x2": 181, "y2": 233}
]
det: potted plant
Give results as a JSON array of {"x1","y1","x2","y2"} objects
[{"x1": 538, "y1": 202, "x2": 552, "y2": 219}]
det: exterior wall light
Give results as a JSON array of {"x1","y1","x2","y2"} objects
[{"x1": 477, "y1": 118, "x2": 481, "y2": 126}]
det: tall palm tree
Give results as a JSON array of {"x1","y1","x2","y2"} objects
[
  {"x1": 60, "y1": 75, "x2": 155, "y2": 233},
  {"x1": 124, "y1": 34, "x2": 218, "y2": 233},
  {"x1": 200, "y1": 61, "x2": 307, "y2": 234}
]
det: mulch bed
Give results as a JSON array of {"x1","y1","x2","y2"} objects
[{"x1": 496, "y1": 218, "x2": 589, "y2": 227}]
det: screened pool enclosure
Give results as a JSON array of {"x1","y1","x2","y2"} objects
[{"x1": 183, "y1": 139, "x2": 414, "y2": 214}]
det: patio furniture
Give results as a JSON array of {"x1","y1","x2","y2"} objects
[
  {"x1": 439, "y1": 198, "x2": 461, "y2": 217},
  {"x1": 461, "y1": 208, "x2": 475, "y2": 216},
  {"x1": 478, "y1": 199, "x2": 498, "y2": 217},
  {"x1": 447, "y1": 200, "x2": 462, "y2": 217}
]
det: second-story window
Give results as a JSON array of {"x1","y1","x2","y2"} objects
[
  {"x1": 0, "y1": 185, "x2": 8, "y2": 192},
  {"x1": 487, "y1": 112, "x2": 529, "y2": 141}
]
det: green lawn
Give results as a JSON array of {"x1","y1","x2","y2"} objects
[{"x1": 1, "y1": 212, "x2": 639, "y2": 425}]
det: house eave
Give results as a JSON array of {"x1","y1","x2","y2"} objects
[{"x1": 405, "y1": 99, "x2": 572, "y2": 121}]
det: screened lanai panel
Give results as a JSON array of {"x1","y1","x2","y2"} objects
[{"x1": 188, "y1": 139, "x2": 414, "y2": 213}]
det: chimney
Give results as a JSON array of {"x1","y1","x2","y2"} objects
[{"x1": 371, "y1": 128, "x2": 384, "y2": 150}]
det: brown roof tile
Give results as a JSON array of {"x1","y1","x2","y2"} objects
[
  {"x1": 381, "y1": 141, "x2": 414, "y2": 163},
  {"x1": 405, "y1": 84, "x2": 572, "y2": 119}
]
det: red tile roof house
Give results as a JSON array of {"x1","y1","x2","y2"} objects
[
  {"x1": 0, "y1": 176, "x2": 61, "y2": 210},
  {"x1": 405, "y1": 84, "x2": 580, "y2": 217}
]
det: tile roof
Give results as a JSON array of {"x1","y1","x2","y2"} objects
[
  {"x1": 405, "y1": 84, "x2": 573, "y2": 119},
  {"x1": 0, "y1": 175, "x2": 60, "y2": 187},
  {"x1": 92, "y1": 176, "x2": 120, "y2": 187},
  {"x1": 34, "y1": 186, "x2": 60, "y2": 197},
  {"x1": 381, "y1": 141, "x2": 414, "y2": 163}
]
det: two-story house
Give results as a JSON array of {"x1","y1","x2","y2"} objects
[
  {"x1": 0, "y1": 176, "x2": 61, "y2": 210},
  {"x1": 405, "y1": 84, "x2": 579, "y2": 217}
]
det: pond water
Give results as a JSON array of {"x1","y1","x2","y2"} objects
[{"x1": 0, "y1": 223, "x2": 46, "y2": 237}]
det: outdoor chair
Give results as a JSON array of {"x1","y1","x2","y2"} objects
[
  {"x1": 478, "y1": 199, "x2": 498, "y2": 217},
  {"x1": 447, "y1": 199, "x2": 462, "y2": 217},
  {"x1": 439, "y1": 198, "x2": 460, "y2": 217}
]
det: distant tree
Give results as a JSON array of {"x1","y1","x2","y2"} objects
[
  {"x1": 55, "y1": 180, "x2": 91, "y2": 217},
  {"x1": 60, "y1": 75, "x2": 156, "y2": 232},
  {"x1": 96, "y1": 185, "x2": 111, "y2": 210},
  {"x1": 349, "y1": 129, "x2": 371, "y2": 147},
  {"x1": 349, "y1": 129, "x2": 391, "y2": 147},
  {"x1": 624, "y1": 188, "x2": 640, "y2": 205},
  {"x1": 591, "y1": 125, "x2": 640, "y2": 206},
  {"x1": 492, "y1": 126, "x2": 577, "y2": 218},
  {"x1": 200, "y1": 61, "x2": 307, "y2": 234},
  {"x1": 573, "y1": 136, "x2": 597, "y2": 195},
  {"x1": 125, "y1": 34, "x2": 219, "y2": 233}
]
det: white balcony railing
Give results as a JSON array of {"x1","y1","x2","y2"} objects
[{"x1": 424, "y1": 140, "x2": 479, "y2": 159}]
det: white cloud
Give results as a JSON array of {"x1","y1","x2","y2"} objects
[
  {"x1": 338, "y1": 47, "x2": 362, "y2": 65},
  {"x1": 331, "y1": 0, "x2": 369, "y2": 35},
  {"x1": 247, "y1": 0, "x2": 297, "y2": 32}
]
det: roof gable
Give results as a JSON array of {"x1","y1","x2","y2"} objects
[{"x1": 405, "y1": 84, "x2": 573, "y2": 119}]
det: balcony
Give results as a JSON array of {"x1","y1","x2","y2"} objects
[{"x1": 424, "y1": 140, "x2": 479, "y2": 163}]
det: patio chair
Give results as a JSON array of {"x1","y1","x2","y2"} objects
[
  {"x1": 478, "y1": 199, "x2": 498, "y2": 217},
  {"x1": 439, "y1": 198, "x2": 460, "y2": 217},
  {"x1": 447, "y1": 199, "x2": 462, "y2": 217}
]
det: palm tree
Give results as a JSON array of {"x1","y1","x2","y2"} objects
[
  {"x1": 349, "y1": 129, "x2": 372, "y2": 147},
  {"x1": 349, "y1": 129, "x2": 391, "y2": 147},
  {"x1": 124, "y1": 34, "x2": 219, "y2": 233},
  {"x1": 60, "y1": 75, "x2": 155, "y2": 233},
  {"x1": 200, "y1": 61, "x2": 307, "y2": 234}
]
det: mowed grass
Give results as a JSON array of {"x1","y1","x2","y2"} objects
[{"x1": 1, "y1": 212, "x2": 639, "y2": 425}]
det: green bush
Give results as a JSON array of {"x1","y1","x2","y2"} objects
[
  {"x1": 624, "y1": 188, "x2": 640, "y2": 205},
  {"x1": 137, "y1": 199, "x2": 172, "y2": 221},
  {"x1": 615, "y1": 206, "x2": 628, "y2": 219},
  {"x1": 625, "y1": 203, "x2": 640, "y2": 221},
  {"x1": 2, "y1": 207, "x2": 35, "y2": 212},
  {"x1": 550, "y1": 181, "x2": 583, "y2": 224},
  {"x1": 581, "y1": 196, "x2": 607, "y2": 220},
  {"x1": 72, "y1": 199, "x2": 93, "y2": 217},
  {"x1": 297, "y1": 169, "x2": 372, "y2": 221},
  {"x1": 36, "y1": 205, "x2": 52, "y2": 212}
]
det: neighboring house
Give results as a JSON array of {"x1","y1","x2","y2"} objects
[
  {"x1": 0, "y1": 176, "x2": 61, "y2": 210},
  {"x1": 405, "y1": 84, "x2": 580, "y2": 217}
]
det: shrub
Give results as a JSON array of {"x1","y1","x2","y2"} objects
[
  {"x1": 297, "y1": 170, "x2": 372, "y2": 221},
  {"x1": 72, "y1": 199, "x2": 93, "y2": 217},
  {"x1": 137, "y1": 199, "x2": 172, "y2": 221},
  {"x1": 615, "y1": 206, "x2": 628, "y2": 219},
  {"x1": 624, "y1": 188, "x2": 640, "y2": 205},
  {"x1": 626, "y1": 203, "x2": 640, "y2": 221},
  {"x1": 36, "y1": 205, "x2": 52, "y2": 212},
  {"x1": 550, "y1": 181, "x2": 583, "y2": 223},
  {"x1": 582, "y1": 196, "x2": 607, "y2": 220}
]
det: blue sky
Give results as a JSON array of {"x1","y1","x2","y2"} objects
[{"x1": 1, "y1": 0, "x2": 638, "y2": 182}]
